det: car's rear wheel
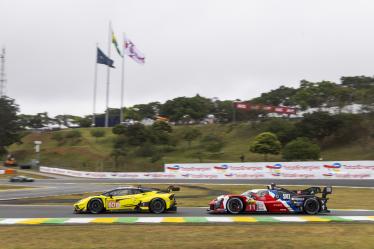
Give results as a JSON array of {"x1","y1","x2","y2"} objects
[
  {"x1": 226, "y1": 197, "x2": 244, "y2": 214},
  {"x1": 149, "y1": 198, "x2": 166, "y2": 214},
  {"x1": 304, "y1": 198, "x2": 320, "y2": 215},
  {"x1": 87, "y1": 199, "x2": 104, "y2": 214}
]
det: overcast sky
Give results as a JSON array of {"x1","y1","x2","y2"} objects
[{"x1": 1, "y1": 0, "x2": 374, "y2": 116}]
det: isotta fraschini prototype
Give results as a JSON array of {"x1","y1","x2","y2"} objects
[{"x1": 208, "y1": 183, "x2": 332, "y2": 215}]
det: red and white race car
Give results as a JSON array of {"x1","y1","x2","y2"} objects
[{"x1": 208, "y1": 183, "x2": 332, "y2": 215}]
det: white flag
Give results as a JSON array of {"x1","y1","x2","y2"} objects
[{"x1": 123, "y1": 35, "x2": 145, "y2": 64}]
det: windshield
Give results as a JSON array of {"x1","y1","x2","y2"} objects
[{"x1": 241, "y1": 190, "x2": 254, "y2": 197}]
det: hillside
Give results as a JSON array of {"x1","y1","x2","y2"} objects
[{"x1": 8, "y1": 122, "x2": 374, "y2": 172}]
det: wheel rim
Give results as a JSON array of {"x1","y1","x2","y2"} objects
[
  {"x1": 306, "y1": 200, "x2": 318, "y2": 213},
  {"x1": 90, "y1": 200, "x2": 101, "y2": 212},
  {"x1": 228, "y1": 199, "x2": 242, "y2": 213},
  {"x1": 152, "y1": 200, "x2": 164, "y2": 213}
]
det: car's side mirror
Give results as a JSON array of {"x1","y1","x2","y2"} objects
[{"x1": 109, "y1": 194, "x2": 113, "y2": 198}]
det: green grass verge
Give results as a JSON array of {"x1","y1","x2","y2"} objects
[
  {"x1": 8, "y1": 124, "x2": 374, "y2": 172},
  {"x1": 1, "y1": 224, "x2": 374, "y2": 249},
  {"x1": 5, "y1": 184, "x2": 374, "y2": 210}
]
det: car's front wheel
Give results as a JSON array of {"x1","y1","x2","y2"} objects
[
  {"x1": 304, "y1": 198, "x2": 320, "y2": 215},
  {"x1": 226, "y1": 197, "x2": 244, "y2": 214},
  {"x1": 149, "y1": 198, "x2": 166, "y2": 214},
  {"x1": 87, "y1": 199, "x2": 104, "y2": 214}
]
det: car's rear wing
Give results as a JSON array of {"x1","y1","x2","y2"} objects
[
  {"x1": 166, "y1": 185, "x2": 180, "y2": 192},
  {"x1": 322, "y1": 186, "x2": 332, "y2": 198},
  {"x1": 297, "y1": 186, "x2": 332, "y2": 198}
]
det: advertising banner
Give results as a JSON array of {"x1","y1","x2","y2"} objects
[
  {"x1": 165, "y1": 161, "x2": 374, "y2": 179},
  {"x1": 40, "y1": 161, "x2": 374, "y2": 179}
]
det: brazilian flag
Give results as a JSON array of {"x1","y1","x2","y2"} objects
[{"x1": 112, "y1": 32, "x2": 123, "y2": 57}]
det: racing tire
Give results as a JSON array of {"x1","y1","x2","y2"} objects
[
  {"x1": 149, "y1": 198, "x2": 166, "y2": 214},
  {"x1": 226, "y1": 197, "x2": 244, "y2": 214},
  {"x1": 87, "y1": 199, "x2": 104, "y2": 214},
  {"x1": 303, "y1": 198, "x2": 320, "y2": 215}
]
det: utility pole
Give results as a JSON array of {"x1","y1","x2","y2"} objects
[{"x1": 0, "y1": 47, "x2": 6, "y2": 97}]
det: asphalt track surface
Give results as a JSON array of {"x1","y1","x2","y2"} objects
[
  {"x1": 0, "y1": 206, "x2": 373, "y2": 218},
  {"x1": 1, "y1": 178, "x2": 374, "y2": 200}
]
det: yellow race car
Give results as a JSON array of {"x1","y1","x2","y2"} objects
[{"x1": 74, "y1": 185, "x2": 179, "y2": 214}]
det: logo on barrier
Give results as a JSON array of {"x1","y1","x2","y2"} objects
[
  {"x1": 224, "y1": 173, "x2": 233, "y2": 177},
  {"x1": 324, "y1": 162, "x2": 342, "y2": 169},
  {"x1": 266, "y1": 163, "x2": 282, "y2": 169},
  {"x1": 181, "y1": 173, "x2": 190, "y2": 177},
  {"x1": 167, "y1": 165, "x2": 180, "y2": 171},
  {"x1": 272, "y1": 173, "x2": 281, "y2": 177},
  {"x1": 323, "y1": 173, "x2": 334, "y2": 177},
  {"x1": 214, "y1": 164, "x2": 228, "y2": 171}
]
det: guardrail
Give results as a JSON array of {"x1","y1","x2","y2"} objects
[{"x1": 40, "y1": 160, "x2": 374, "y2": 179}]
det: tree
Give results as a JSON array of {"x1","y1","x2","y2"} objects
[
  {"x1": 264, "y1": 119, "x2": 297, "y2": 145},
  {"x1": 0, "y1": 97, "x2": 22, "y2": 155},
  {"x1": 341, "y1": 76, "x2": 374, "y2": 89},
  {"x1": 251, "y1": 85, "x2": 297, "y2": 106},
  {"x1": 151, "y1": 121, "x2": 172, "y2": 133},
  {"x1": 249, "y1": 132, "x2": 281, "y2": 160},
  {"x1": 183, "y1": 128, "x2": 202, "y2": 147},
  {"x1": 200, "y1": 134, "x2": 224, "y2": 153},
  {"x1": 123, "y1": 123, "x2": 149, "y2": 146},
  {"x1": 295, "y1": 112, "x2": 342, "y2": 145},
  {"x1": 282, "y1": 138, "x2": 320, "y2": 161},
  {"x1": 159, "y1": 95, "x2": 214, "y2": 122},
  {"x1": 78, "y1": 117, "x2": 92, "y2": 127}
]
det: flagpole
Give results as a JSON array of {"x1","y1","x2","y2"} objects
[
  {"x1": 120, "y1": 33, "x2": 125, "y2": 124},
  {"x1": 105, "y1": 21, "x2": 112, "y2": 127},
  {"x1": 92, "y1": 44, "x2": 99, "y2": 127}
]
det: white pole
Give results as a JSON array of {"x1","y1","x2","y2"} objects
[
  {"x1": 105, "y1": 21, "x2": 112, "y2": 127},
  {"x1": 120, "y1": 33, "x2": 125, "y2": 124},
  {"x1": 92, "y1": 44, "x2": 98, "y2": 127}
]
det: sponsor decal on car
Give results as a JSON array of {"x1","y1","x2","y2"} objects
[{"x1": 108, "y1": 201, "x2": 120, "y2": 209}]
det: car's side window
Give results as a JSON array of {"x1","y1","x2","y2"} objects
[{"x1": 116, "y1": 189, "x2": 131, "y2": 196}]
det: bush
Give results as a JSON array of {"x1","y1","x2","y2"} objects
[
  {"x1": 135, "y1": 143, "x2": 156, "y2": 157},
  {"x1": 90, "y1": 129, "x2": 105, "y2": 138},
  {"x1": 282, "y1": 137, "x2": 320, "y2": 161},
  {"x1": 112, "y1": 124, "x2": 126, "y2": 135},
  {"x1": 65, "y1": 130, "x2": 82, "y2": 139},
  {"x1": 200, "y1": 134, "x2": 224, "y2": 152},
  {"x1": 150, "y1": 152, "x2": 163, "y2": 163},
  {"x1": 51, "y1": 132, "x2": 64, "y2": 141},
  {"x1": 160, "y1": 145, "x2": 177, "y2": 153}
]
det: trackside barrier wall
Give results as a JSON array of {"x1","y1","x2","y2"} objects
[
  {"x1": 40, "y1": 161, "x2": 374, "y2": 179},
  {"x1": 164, "y1": 161, "x2": 374, "y2": 179}
]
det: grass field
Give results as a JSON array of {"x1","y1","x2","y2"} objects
[
  {"x1": 6, "y1": 184, "x2": 374, "y2": 210},
  {"x1": 7, "y1": 123, "x2": 374, "y2": 172},
  {"x1": 1, "y1": 223, "x2": 374, "y2": 249}
]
